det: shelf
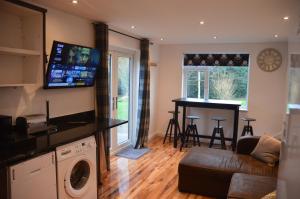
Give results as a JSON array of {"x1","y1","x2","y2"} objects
[
  {"x1": 0, "y1": 46, "x2": 41, "y2": 56},
  {"x1": 0, "y1": 1, "x2": 42, "y2": 17},
  {"x1": 0, "y1": 83, "x2": 35, "y2": 87}
]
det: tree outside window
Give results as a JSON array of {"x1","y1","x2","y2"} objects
[{"x1": 184, "y1": 66, "x2": 249, "y2": 109}]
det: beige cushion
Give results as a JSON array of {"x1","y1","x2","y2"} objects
[
  {"x1": 251, "y1": 134, "x2": 281, "y2": 166},
  {"x1": 261, "y1": 191, "x2": 276, "y2": 199}
]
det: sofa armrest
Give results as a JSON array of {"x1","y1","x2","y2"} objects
[{"x1": 236, "y1": 136, "x2": 260, "y2": 154}]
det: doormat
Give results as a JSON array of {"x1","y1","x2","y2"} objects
[{"x1": 115, "y1": 146, "x2": 150, "y2": 160}]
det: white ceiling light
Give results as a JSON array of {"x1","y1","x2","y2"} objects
[
  {"x1": 274, "y1": 34, "x2": 278, "y2": 38},
  {"x1": 213, "y1": 36, "x2": 217, "y2": 39},
  {"x1": 131, "y1": 25, "x2": 135, "y2": 29},
  {"x1": 200, "y1": 21, "x2": 205, "y2": 25},
  {"x1": 72, "y1": 0, "x2": 78, "y2": 4},
  {"x1": 283, "y1": 16, "x2": 289, "y2": 20},
  {"x1": 160, "y1": 38, "x2": 164, "y2": 41}
]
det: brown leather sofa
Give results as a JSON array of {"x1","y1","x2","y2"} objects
[
  {"x1": 227, "y1": 173, "x2": 276, "y2": 199},
  {"x1": 178, "y1": 136, "x2": 278, "y2": 198}
]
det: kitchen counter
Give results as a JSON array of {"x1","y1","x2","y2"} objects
[
  {"x1": 0, "y1": 110, "x2": 127, "y2": 169},
  {"x1": 0, "y1": 122, "x2": 95, "y2": 168}
]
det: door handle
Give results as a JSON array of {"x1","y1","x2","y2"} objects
[
  {"x1": 116, "y1": 97, "x2": 118, "y2": 110},
  {"x1": 112, "y1": 97, "x2": 115, "y2": 111}
]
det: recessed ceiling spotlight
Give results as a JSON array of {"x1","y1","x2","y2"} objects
[
  {"x1": 274, "y1": 34, "x2": 278, "y2": 38},
  {"x1": 131, "y1": 25, "x2": 135, "y2": 29},
  {"x1": 213, "y1": 36, "x2": 217, "y2": 39},
  {"x1": 160, "y1": 38, "x2": 164, "y2": 41},
  {"x1": 200, "y1": 21, "x2": 205, "y2": 25},
  {"x1": 72, "y1": 0, "x2": 78, "y2": 4},
  {"x1": 283, "y1": 16, "x2": 289, "y2": 20}
]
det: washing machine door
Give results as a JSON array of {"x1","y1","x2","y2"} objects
[{"x1": 64, "y1": 156, "x2": 95, "y2": 198}]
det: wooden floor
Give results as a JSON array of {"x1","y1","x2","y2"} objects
[{"x1": 98, "y1": 136, "x2": 213, "y2": 199}]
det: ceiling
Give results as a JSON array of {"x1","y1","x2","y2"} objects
[{"x1": 28, "y1": 0, "x2": 300, "y2": 44}]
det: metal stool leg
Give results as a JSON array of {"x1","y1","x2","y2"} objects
[
  {"x1": 246, "y1": 126, "x2": 250, "y2": 135},
  {"x1": 169, "y1": 120, "x2": 174, "y2": 142},
  {"x1": 209, "y1": 128, "x2": 217, "y2": 148},
  {"x1": 180, "y1": 128, "x2": 186, "y2": 151},
  {"x1": 163, "y1": 119, "x2": 172, "y2": 144},
  {"x1": 185, "y1": 126, "x2": 191, "y2": 147},
  {"x1": 194, "y1": 124, "x2": 201, "y2": 146},
  {"x1": 181, "y1": 125, "x2": 190, "y2": 149},
  {"x1": 168, "y1": 119, "x2": 175, "y2": 142},
  {"x1": 176, "y1": 120, "x2": 181, "y2": 140},
  {"x1": 220, "y1": 128, "x2": 226, "y2": 150},
  {"x1": 250, "y1": 126, "x2": 253, "y2": 136},
  {"x1": 241, "y1": 126, "x2": 246, "y2": 136},
  {"x1": 192, "y1": 126, "x2": 196, "y2": 146}
]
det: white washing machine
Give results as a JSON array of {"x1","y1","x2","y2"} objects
[{"x1": 56, "y1": 136, "x2": 97, "y2": 199}]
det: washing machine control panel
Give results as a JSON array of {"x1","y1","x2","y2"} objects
[{"x1": 56, "y1": 136, "x2": 96, "y2": 161}]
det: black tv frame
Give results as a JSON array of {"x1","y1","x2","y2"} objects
[{"x1": 43, "y1": 40, "x2": 99, "y2": 89}]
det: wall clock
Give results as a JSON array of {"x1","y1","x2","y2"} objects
[{"x1": 257, "y1": 48, "x2": 282, "y2": 72}]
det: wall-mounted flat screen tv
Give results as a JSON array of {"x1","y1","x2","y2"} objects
[{"x1": 44, "y1": 41, "x2": 100, "y2": 89}]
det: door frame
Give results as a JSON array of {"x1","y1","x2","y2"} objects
[{"x1": 109, "y1": 49, "x2": 136, "y2": 154}]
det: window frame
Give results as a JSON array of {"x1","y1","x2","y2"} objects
[{"x1": 183, "y1": 65, "x2": 250, "y2": 111}]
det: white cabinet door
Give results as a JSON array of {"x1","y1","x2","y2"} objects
[{"x1": 10, "y1": 152, "x2": 57, "y2": 199}]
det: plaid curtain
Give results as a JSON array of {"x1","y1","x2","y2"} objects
[
  {"x1": 135, "y1": 39, "x2": 150, "y2": 149},
  {"x1": 94, "y1": 22, "x2": 110, "y2": 183}
]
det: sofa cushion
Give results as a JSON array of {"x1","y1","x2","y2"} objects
[
  {"x1": 261, "y1": 191, "x2": 276, "y2": 199},
  {"x1": 227, "y1": 173, "x2": 277, "y2": 199},
  {"x1": 178, "y1": 147, "x2": 278, "y2": 198},
  {"x1": 178, "y1": 147, "x2": 234, "y2": 197},
  {"x1": 251, "y1": 134, "x2": 281, "y2": 166},
  {"x1": 180, "y1": 147, "x2": 278, "y2": 177}
]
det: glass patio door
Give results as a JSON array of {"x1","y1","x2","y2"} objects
[{"x1": 110, "y1": 51, "x2": 132, "y2": 152}]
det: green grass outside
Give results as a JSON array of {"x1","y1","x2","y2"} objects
[{"x1": 117, "y1": 97, "x2": 129, "y2": 120}]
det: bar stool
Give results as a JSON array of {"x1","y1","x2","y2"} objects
[
  {"x1": 241, "y1": 117, "x2": 256, "y2": 136},
  {"x1": 180, "y1": 115, "x2": 201, "y2": 150},
  {"x1": 163, "y1": 111, "x2": 181, "y2": 144},
  {"x1": 209, "y1": 117, "x2": 226, "y2": 150}
]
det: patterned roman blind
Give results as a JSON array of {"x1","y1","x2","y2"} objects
[{"x1": 183, "y1": 54, "x2": 249, "y2": 67}]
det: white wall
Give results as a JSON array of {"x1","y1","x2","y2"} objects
[
  {"x1": 149, "y1": 44, "x2": 160, "y2": 138},
  {"x1": 155, "y1": 42, "x2": 288, "y2": 141},
  {"x1": 45, "y1": 8, "x2": 96, "y2": 117},
  {"x1": 0, "y1": 8, "x2": 95, "y2": 120},
  {"x1": 0, "y1": 6, "x2": 160, "y2": 141}
]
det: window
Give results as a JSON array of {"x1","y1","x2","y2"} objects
[
  {"x1": 183, "y1": 54, "x2": 250, "y2": 110},
  {"x1": 185, "y1": 70, "x2": 205, "y2": 99}
]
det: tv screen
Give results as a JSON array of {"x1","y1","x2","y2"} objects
[{"x1": 45, "y1": 41, "x2": 100, "y2": 88}]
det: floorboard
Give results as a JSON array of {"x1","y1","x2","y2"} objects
[{"x1": 98, "y1": 136, "x2": 213, "y2": 199}]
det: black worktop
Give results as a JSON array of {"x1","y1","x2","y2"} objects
[
  {"x1": 172, "y1": 98, "x2": 241, "y2": 109},
  {"x1": 0, "y1": 111, "x2": 127, "y2": 169}
]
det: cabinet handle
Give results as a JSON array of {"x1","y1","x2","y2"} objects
[
  {"x1": 30, "y1": 168, "x2": 41, "y2": 174},
  {"x1": 12, "y1": 169, "x2": 15, "y2": 181},
  {"x1": 52, "y1": 154, "x2": 55, "y2": 164}
]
